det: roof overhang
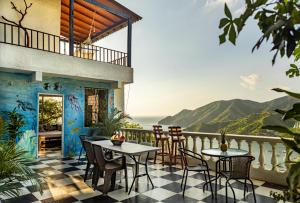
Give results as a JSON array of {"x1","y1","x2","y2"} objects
[{"x1": 60, "y1": 0, "x2": 142, "y2": 42}]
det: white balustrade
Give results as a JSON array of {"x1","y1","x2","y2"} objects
[{"x1": 120, "y1": 128, "x2": 288, "y2": 185}]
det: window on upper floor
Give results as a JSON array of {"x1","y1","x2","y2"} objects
[{"x1": 84, "y1": 88, "x2": 108, "y2": 127}]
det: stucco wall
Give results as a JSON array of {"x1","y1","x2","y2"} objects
[
  {"x1": 0, "y1": 71, "x2": 114, "y2": 158},
  {"x1": 0, "y1": 0, "x2": 61, "y2": 35},
  {"x1": 0, "y1": 43, "x2": 134, "y2": 84}
]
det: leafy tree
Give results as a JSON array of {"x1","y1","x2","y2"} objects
[
  {"x1": 219, "y1": 0, "x2": 300, "y2": 77},
  {"x1": 219, "y1": 1, "x2": 300, "y2": 201},
  {"x1": 39, "y1": 99, "x2": 62, "y2": 126}
]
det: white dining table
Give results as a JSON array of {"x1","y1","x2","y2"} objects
[{"x1": 92, "y1": 140, "x2": 160, "y2": 194}]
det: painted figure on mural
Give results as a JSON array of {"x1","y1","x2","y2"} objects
[{"x1": 67, "y1": 95, "x2": 82, "y2": 112}]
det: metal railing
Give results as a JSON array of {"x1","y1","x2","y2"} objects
[
  {"x1": 0, "y1": 22, "x2": 128, "y2": 66},
  {"x1": 119, "y1": 128, "x2": 290, "y2": 185}
]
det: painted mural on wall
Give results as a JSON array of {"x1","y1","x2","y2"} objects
[
  {"x1": 17, "y1": 130, "x2": 37, "y2": 159},
  {"x1": 0, "y1": 72, "x2": 114, "y2": 157}
]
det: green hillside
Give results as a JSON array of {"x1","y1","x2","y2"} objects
[{"x1": 158, "y1": 96, "x2": 297, "y2": 135}]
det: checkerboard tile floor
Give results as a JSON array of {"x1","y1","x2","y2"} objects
[{"x1": 0, "y1": 153, "x2": 288, "y2": 203}]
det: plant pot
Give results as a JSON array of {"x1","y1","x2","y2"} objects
[{"x1": 220, "y1": 143, "x2": 228, "y2": 152}]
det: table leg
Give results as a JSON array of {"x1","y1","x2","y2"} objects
[{"x1": 128, "y1": 152, "x2": 155, "y2": 194}]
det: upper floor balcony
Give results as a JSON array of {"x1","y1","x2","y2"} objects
[{"x1": 0, "y1": 0, "x2": 141, "y2": 84}]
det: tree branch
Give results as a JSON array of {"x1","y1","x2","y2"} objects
[{"x1": 1, "y1": 16, "x2": 18, "y2": 26}]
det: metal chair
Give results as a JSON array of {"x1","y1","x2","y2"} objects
[
  {"x1": 92, "y1": 144, "x2": 128, "y2": 194},
  {"x1": 153, "y1": 125, "x2": 171, "y2": 166},
  {"x1": 169, "y1": 126, "x2": 185, "y2": 168},
  {"x1": 179, "y1": 148, "x2": 214, "y2": 197},
  {"x1": 217, "y1": 155, "x2": 256, "y2": 203}
]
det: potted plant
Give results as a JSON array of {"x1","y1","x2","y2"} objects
[
  {"x1": 96, "y1": 108, "x2": 130, "y2": 145},
  {"x1": 220, "y1": 130, "x2": 228, "y2": 152}
]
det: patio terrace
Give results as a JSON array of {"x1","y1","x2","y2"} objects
[
  {"x1": 0, "y1": 128, "x2": 290, "y2": 203},
  {"x1": 0, "y1": 149, "x2": 286, "y2": 203}
]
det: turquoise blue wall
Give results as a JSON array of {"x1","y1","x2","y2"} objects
[{"x1": 0, "y1": 72, "x2": 115, "y2": 158}]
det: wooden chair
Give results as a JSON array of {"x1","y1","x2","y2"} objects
[
  {"x1": 82, "y1": 140, "x2": 96, "y2": 182},
  {"x1": 153, "y1": 125, "x2": 171, "y2": 166},
  {"x1": 169, "y1": 126, "x2": 185, "y2": 168},
  {"x1": 92, "y1": 144, "x2": 128, "y2": 194},
  {"x1": 78, "y1": 135, "x2": 86, "y2": 163},
  {"x1": 217, "y1": 156, "x2": 256, "y2": 203}
]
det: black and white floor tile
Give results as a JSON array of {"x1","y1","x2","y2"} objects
[{"x1": 0, "y1": 151, "x2": 289, "y2": 203}]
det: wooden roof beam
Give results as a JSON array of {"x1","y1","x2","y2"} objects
[
  {"x1": 61, "y1": 2, "x2": 112, "y2": 28},
  {"x1": 75, "y1": 0, "x2": 118, "y2": 25},
  {"x1": 84, "y1": 0, "x2": 130, "y2": 19},
  {"x1": 61, "y1": 7, "x2": 107, "y2": 30}
]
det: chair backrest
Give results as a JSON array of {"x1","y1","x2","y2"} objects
[
  {"x1": 168, "y1": 126, "x2": 182, "y2": 141},
  {"x1": 179, "y1": 148, "x2": 206, "y2": 167},
  {"x1": 82, "y1": 140, "x2": 95, "y2": 164},
  {"x1": 228, "y1": 156, "x2": 254, "y2": 179},
  {"x1": 153, "y1": 125, "x2": 164, "y2": 140},
  {"x1": 92, "y1": 144, "x2": 106, "y2": 171}
]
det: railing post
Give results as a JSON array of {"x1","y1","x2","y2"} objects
[
  {"x1": 69, "y1": 0, "x2": 74, "y2": 56},
  {"x1": 259, "y1": 142, "x2": 265, "y2": 170},
  {"x1": 127, "y1": 18, "x2": 132, "y2": 67},
  {"x1": 192, "y1": 137, "x2": 197, "y2": 153},
  {"x1": 271, "y1": 143, "x2": 277, "y2": 170},
  {"x1": 247, "y1": 141, "x2": 252, "y2": 155}
]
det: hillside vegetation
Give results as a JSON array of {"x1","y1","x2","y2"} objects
[{"x1": 158, "y1": 96, "x2": 297, "y2": 135}]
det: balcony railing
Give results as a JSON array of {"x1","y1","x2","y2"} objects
[
  {"x1": 0, "y1": 22, "x2": 128, "y2": 66},
  {"x1": 119, "y1": 128, "x2": 291, "y2": 185}
]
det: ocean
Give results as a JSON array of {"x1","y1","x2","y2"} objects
[{"x1": 131, "y1": 116, "x2": 168, "y2": 130}]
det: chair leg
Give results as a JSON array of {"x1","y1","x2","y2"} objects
[
  {"x1": 124, "y1": 168, "x2": 128, "y2": 192},
  {"x1": 84, "y1": 162, "x2": 90, "y2": 181},
  {"x1": 92, "y1": 166, "x2": 100, "y2": 190},
  {"x1": 225, "y1": 180, "x2": 228, "y2": 203},
  {"x1": 182, "y1": 170, "x2": 188, "y2": 197},
  {"x1": 203, "y1": 171, "x2": 208, "y2": 192},
  {"x1": 167, "y1": 140, "x2": 172, "y2": 166},
  {"x1": 207, "y1": 169, "x2": 214, "y2": 197},
  {"x1": 103, "y1": 171, "x2": 112, "y2": 194},
  {"x1": 154, "y1": 140, "x2": 158, "y2": 164},
  {"x1": 162, "y1": 141, "x2": 165, "y2": 166},
  {"x1": 171, "y1": 141, "x2": 174, "y2": 165},
  {"x1": 243, "y1": 179, "x2": 247, "y2": 199},
  {"x1": 110, "y1": 172, "x2": 117, "y2": 191},
  {"x1": 174, "y1": 142, "x2": 177, "y2": 166},
  {"x1": 180, "y1": 141, "x2": 184, "y2": 169},
  {"x1": 249, "y1": 179, "x2": 257, "y2": 203},
  {"x1": 181, "y1": 168, "x2": 186, "y2": 189},
  {"x1": 228, "y1": 180, "x2": 236, "y2": 203},
  {"x1": 78, "y1": 147, "x2": 83, "y2": 163}
]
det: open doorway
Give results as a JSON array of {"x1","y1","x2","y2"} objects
[{"x1": 38, "y1": 94, "x2": 63, "y2": 158}]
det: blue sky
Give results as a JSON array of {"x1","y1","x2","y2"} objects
[{"x1": 97, "y1": 0, "x2": 300, "y2": 116}]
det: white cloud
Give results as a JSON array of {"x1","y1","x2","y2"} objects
[
  {"x1": 240, "y1": 74, "x2": 259, "y2": 91},
  {"x1": 204, "y1": 0, "x2": 238, "y2": 9}
]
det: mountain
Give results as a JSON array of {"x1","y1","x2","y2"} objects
[{"x1": 158, "y1": 96, "x2": 298, "y2": 135}]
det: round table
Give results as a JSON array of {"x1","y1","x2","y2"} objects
[
  {"x1": 201, "y1": 148, "x2": 248, "y2": 157},
  {"x1": 201, "y1": 148, "x2": 249, "y2": 198}
]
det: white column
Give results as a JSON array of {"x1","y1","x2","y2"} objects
[{"x1": 114, "y1": 81, "x2": 125, "y2": 112}]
